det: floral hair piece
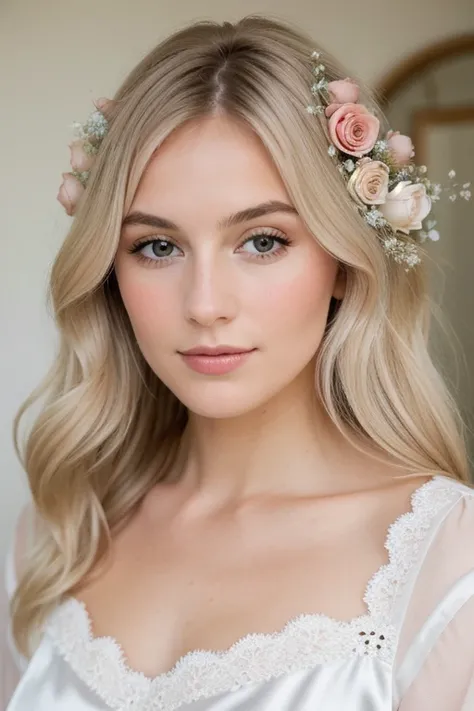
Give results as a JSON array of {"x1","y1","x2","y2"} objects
[
  {"x1": 57, "y1": 98, "x2": 114, "y2": 216},
  {"x1": 306, "y1": 51, "x2": 471, "y2": 270},
  {"x1": 58, "y1": 66, "x2": 470, "y2": 270}
]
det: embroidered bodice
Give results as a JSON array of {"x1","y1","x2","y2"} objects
[{"x1": 3, "y1": 475, "x2": 474, "y2": 710}]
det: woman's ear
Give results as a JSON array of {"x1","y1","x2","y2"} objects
[{"x1": 332, "y1": 265, "x2": 346, "y2": 300}]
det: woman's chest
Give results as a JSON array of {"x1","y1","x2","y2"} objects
[{"x1": 73, "y1": 504, "x2": 389, "y2": 680}]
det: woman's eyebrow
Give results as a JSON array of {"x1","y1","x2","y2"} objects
[{"x1": 121, "y1": 200, "x2": 299, "y2": 231}]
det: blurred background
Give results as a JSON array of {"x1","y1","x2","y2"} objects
[{"x1": 0, "y1": 0, "x2": 473, "y2": 557}]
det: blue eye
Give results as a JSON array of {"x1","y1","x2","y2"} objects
[
  {"x1": 239, "y1": 232, "x2": 292, "y2": 261},
  {"x1": 127, "y1": 230, "x2": 293, "y2": 268},
  {"x1": 149, "y1": 240, "x2": 174, "y2": 258},
  {"x1": 239, "y1": 233, "x2": 292, "y2": 257},
  {"x1": 127, "y1": 238, "x2": 182, "y2": 265},
  {"x1": 139, "y1": 240, "x2": 179, "y2": 259}
]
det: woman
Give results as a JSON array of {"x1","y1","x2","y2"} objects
[{"x1": 3, "y1": 15, "x2": 474, "y2": 711}]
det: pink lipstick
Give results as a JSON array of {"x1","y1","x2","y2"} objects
[{"x1": 178, "y1": 345, "x2": 256, "y2": 375}]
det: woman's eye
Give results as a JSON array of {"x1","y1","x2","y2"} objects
[
  {"x1": 142, "y1": 239, "x2": 177, "y2": 259},
  {"x1": 128, "y1": 238, "x2": 181, "y2": 264},
  {"x1": 128, "y1": 231, "x2": 291, "y2": 267},
  {"x1": 239, "y1": 233, "x2": 291, "y2": 258}
]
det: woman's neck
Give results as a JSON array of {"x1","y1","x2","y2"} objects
[{"x1": 173, "y1": 366, "x2": 392, "y2": 507}]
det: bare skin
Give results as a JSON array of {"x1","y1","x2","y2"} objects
[{"x1": 70, "y1": 114, "x2": 431, "y2": 679}]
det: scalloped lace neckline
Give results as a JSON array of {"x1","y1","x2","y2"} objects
[{"x1": 44, "y1": 474, "x2": 463, "y2": 711}]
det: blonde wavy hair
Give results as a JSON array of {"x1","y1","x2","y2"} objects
[{"x1": 11, "y1": 14, "x2": 470, "y2": 658}]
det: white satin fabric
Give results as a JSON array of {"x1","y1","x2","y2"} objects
[{"x1": 3, "y1": 475, "x2": 474, "y2": 711}]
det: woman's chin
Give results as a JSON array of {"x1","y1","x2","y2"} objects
[{"x1": 171, "y1": 383, "x2": 273, "y2": 420}]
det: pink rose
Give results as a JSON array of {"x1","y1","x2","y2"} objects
[
  {"x1": 379, "y1": 181, "x2": 431, "y2": 234},
  {"x1": 93, "y1": 97, "x2": 116, "y2": 117},
  {"x1": 386, "y1": 130, "x2": 415, "y2": 166},
  {"x1": 69, "y1": 139, "x2": 95, "y2": 172},
  {"x1": 327, "y1": 78, "x2": 360, "y2": 106},
  {"x1": 347, "y1": 158, "x2": 389, "y2": 206},
  {"x1": 326, "y1": 103, "x2": 380, "y2": 158},
  {"x1": 57, "y1": 173, "x2": 84, "y2": 216}
]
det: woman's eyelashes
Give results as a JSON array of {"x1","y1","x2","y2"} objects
[{"x1": 126, "y1": 228, "x2": 294, "y2": 268}]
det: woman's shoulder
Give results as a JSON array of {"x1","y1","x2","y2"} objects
[
  {"x1": 422, "y1": 473, "x2": 474, "y2": 520},
  {"x1": 429, "y1": 473, "x2": 474, "y2": 548},
  {"x1": 2, "y1": 502, "x2": 36, "y2": 688},
  {"x1": 407, "y1": 474, "x2": 474, "y2": 555},
  {"x1": 5, "y1": 501, "x2": 37, "y2": 600},
  {"x1": 429, "y1": 473, "x2": 473, "y2": 496},
  {"x1": 395, "y1": 474, "x2": 474, "y2": 619}
]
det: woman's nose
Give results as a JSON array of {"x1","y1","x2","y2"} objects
[{"x1": 183, "y1": 257, "x2": 239, "y2": 327}]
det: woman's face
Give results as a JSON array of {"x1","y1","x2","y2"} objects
[{"x1": 114, "y1": 114, "x2": 344, "y2": 418}]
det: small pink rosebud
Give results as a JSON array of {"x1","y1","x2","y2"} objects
[
  {"x1": 327, "y1": 78, "x2": 360, "y2": 105},
  {"x1": 93, "y1": 97, "x2": 116, "y2": 117},
  {"x1": 386, "y1": 130, "x2": 415, "y2": 166},
  {"x1": 69, "y1": 139, "x2": 95, "y2": 172},
  {"x1": 57, "y1": 173, "x2": 84, "y2": 216}
]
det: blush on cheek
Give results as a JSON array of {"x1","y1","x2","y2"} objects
[
  {"x1": 258, "y1": 269, "x2": 334, "y2": 336},
  {"x1": 118, "y1": 277, "x2": 173, "y2": 343}
]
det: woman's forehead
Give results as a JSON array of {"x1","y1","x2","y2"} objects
[{"x1": 130, "y1": 115, "x2": 291, "y2": 223}]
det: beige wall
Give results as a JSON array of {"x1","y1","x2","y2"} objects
[{"x1": 1, "y1": 0, "x2": 473, "y2": 554}]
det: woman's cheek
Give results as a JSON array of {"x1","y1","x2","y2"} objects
[{"x1": 118, "y1": 272, "x2": 176, "y2": 341}]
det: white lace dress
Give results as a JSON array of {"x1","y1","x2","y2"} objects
[{"x1": 2, "y1": 475, "x2": 474, "y2": 711}]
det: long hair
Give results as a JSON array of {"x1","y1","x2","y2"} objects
[{"x1": 11, "y1": 15, "x2": 470, "y2": 657}]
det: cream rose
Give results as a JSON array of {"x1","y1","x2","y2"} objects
[
  {"x1": 57, "y1": 173, "x2": 84, "y2": 216},
  {"x1": 379, "y1": 181, "x2": 431, "y2": 234},
  {"x1": 326, "y1": 103, "x2": 380, "y2": 158},
  {"x1": 347, "y1": 158, "x2": 389, "y2": 206},
  {"x1": 69, "y1": 139, "x2": 95, "y2": 172},
  {"x1": 386, "y1": 130, "x2": 415, "y2": 166}
]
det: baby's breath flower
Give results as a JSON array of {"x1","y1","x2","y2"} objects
[
  {"x1": 83, "y1": 142, "x2": 99, "y2": 156},
  {"x1": 429, "y1": 183, "x2": 442, "y2": 201},
  {"x1": 72, "y1": 170, "x2": 90, "y2": 187},
  {"x1": 312, "y1": 78, "x2": 329, "y2": 94},
  {"x1": 373, "y1": 140, "x2": 388, "y2": 154},
  {"x1": 306, "y1": 104, "x2": 324, "y2": 115},
  {"x1": 381, "y1": 237, "x2": 421, "y2": 270},
  {"x1": 365, "y1": 208, "x2": 388, "y2": 229}
]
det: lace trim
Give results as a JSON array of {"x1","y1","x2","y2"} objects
[
  {"x1": 364, "y1": 476, "x2": 461, "y2": 619},
  {"x1": 46, "y1": 602, "x2": 396, "y2": 710},
  {"x1": 45, "y1": 475, "x2": 464, "y2": 711}
]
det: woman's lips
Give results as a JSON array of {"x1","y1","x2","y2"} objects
[{"x1": 179, "y1": 349, "x2": 256, "y2": 375}]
